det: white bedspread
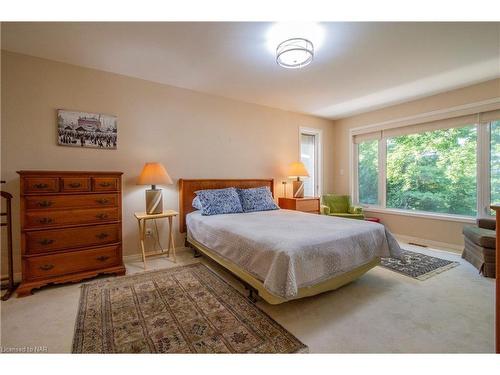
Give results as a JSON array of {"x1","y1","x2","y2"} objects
[{"x1": 187, "y1": 209, "x2": 402, "y2": 299}]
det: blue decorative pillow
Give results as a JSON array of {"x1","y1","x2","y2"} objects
[
  {"x1": 192, "y1": 196, "x2": 202, "y2": 210},
  {"x1": 237, "y1": 186, "x2": 279, "y2": 213},
  {"x1": 195, "y1": 187, "x2": 243, "y2": 216}
]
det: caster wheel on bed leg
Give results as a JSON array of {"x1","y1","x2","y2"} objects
[
  {"x1": 247, "y1": 289, "x2": 258, "y2": 303},
  {"x1": 185, "y1": 239, "x2": 202, "y2": 258}
]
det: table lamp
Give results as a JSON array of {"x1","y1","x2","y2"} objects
[
  {"x1": 137, "y1": 162, "x2": 173, "y2": 214},
  {"x1": 288, "y1": 161, "x2": 309, "y2": 198}
]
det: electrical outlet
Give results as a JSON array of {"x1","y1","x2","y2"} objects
[{"x1": 145, "y1": 228, "x2": 153, "y2": 236}]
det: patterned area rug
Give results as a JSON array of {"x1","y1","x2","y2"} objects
[
  {"x1": 380, "y1": 249, "x2": 459, "y2": 280},
  {"x1": 72, "y1": 263, "x2": 307, "y2": 353}
]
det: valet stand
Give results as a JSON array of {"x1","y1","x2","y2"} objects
[{"x1": 1, "y1": 181, "x2": 18, "y2": 301}]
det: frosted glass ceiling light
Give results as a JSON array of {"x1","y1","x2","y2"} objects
[
  {"x1": 267, "y1": 23, "x2": 323, "y2": 69},
  {"x1": 276, "y1": 38, "x2": 314, "y2": 69}
]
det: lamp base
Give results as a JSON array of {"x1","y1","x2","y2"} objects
[
  {"x1": 292, "y1": 180, "x2": 305, "y2": 198},
  {"x1": 145, "y1": 189, "x2": 163, "y2": 214}
]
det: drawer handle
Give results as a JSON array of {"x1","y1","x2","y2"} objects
[
  {"x1": 96, "y1": 255, "x2": 110, "y2": 262},
  {"x1": 96, "y1": 213, "x2": 109, "y2": 220},
  {"x1": 96, "y1": 198, "x2": 110, "y2": 205},
  {"x1": 39, "y1": 239, "x2": 54, "y2": 245},
  {"x1": 34, "y1": 183, "x2": 49, "y2": 189},
  {"x1": 99, "y1": 182, "x2": 112, "y2": 187},
  {"x1": 68, "y1": 182, "x2": 81, "y2": 188},
  {"x1": 96, "y1": 232, "x2": 109, "y2": 239},
  {"x1": 39, "y1": 264, "x2": 54, "y2": 271},
  {"x1": 38, "y1": 217, "x2": 54, "y2": 224},
  {"x1": 37, "y1": 200, "x2": 53, "y2": 208}
]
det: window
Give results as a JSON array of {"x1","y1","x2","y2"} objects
[
  {"x1": 352, "y1": 107, "x2": 500, "y2": 219},
  {"x1": 357, "y1": 140, "x2": 379, "y2": 205},
  {"x1": 386, "y1": 126, "x2": 477, "y2": 216},
  {"x1": 491, "y1": 120, "x2": 500, "y2": 208},
  {"x1": 300, "y1": 128, "x2": 322, "y2": 197}
]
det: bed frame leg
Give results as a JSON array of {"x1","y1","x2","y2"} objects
[
  {"x1": 248, "y1": 289, "x2": 258, "y2": 303},
  {"x1": 185, "y1": 238, "x2": 202, "y2": 258},
  {"x1": 244, "y1": 284, "x2": 258, "y2": 303},
  {"x1": 184, "y1": 237, "x2": 257, "y2": 301}
]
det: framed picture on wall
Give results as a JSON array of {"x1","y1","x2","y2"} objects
[{"x1": 57, "y1": 109, "x2": 117, "y2": 149}]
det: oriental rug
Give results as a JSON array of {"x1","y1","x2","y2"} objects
[
  {"x1": 72, "y1": 263, "x2": 307, "y2": 353},
  {"x1": 381, "y1": 249, "x2": 459, "y2": 280}
]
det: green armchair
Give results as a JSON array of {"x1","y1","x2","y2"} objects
[{"x1": 321, "y1": 194, "x2": 364, "y2": 220}]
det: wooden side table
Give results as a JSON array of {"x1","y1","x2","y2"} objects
[
  {"x1": 134, "y1": 210, "x2": 178, "y2": 269},
  {"x1": 278, "y1": 197, "x2": 320, "y2": 214}
]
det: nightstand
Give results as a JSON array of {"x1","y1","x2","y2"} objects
[
  {"x1": 134, "y1": 210, "x2": 178, "y2": 269},
  {"x1": 278, "y1": 197, "x2": 320, "y2": 214}
]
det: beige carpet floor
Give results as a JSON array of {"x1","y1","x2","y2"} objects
[{"x1": 0, "y1": 243, "x2": 495, "y2": 353}]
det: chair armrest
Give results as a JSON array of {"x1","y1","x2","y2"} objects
[
  {"x1": 477, "y1": 218, "x2": 496, "y2": 230},
  {"x1": 320, "y1": 205, "x2": 330, "y2": 215},
  {"x1": 349, "y1": 206, "x2": 363, "y2": 214}
]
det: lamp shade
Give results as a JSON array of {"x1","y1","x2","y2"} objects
[
  {"x1": 288, "y1": 162, "x2": 309, "y2": 178},
  {"x1": 137, "y1": 162, "x2": 173, "y2": 186}
]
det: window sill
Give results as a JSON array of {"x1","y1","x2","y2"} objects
[{"x1": 362, "y1": 206, "x2": 476, "y2": 224}]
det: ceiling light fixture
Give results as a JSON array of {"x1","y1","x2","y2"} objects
[
  {"x1": 267, "y1": 23, "x2": 323, "y2": 69},
  {"x1": 276, "y1": 38, "x2": 314, "y2": 69}
]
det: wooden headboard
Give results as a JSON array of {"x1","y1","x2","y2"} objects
[{"x1": 178, "y1": 179, "x2": 274, "y2": 233}]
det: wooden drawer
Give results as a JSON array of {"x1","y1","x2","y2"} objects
[
  {"x1": 296, "y1": 199, "x2": 320, "y2": 212},
  {"x1": 25, "y1": 244, "x2": 120, "y2": 280},
  {"x1": 25, "y1": 224, "x2": 120, "y2": 255},
  {"x1": 17, "y1": 170, "x2": 124, "y2": 296},
  {"x1": 25, "y1": 193, "x2": 119, "y2": 210},
  {"x1": 25, "y1": 207, "x2": 120, "y2": 228},
  {"x1": 61, "y1": 177, "x2": 90, "y2": 192},
  {"x1": 24, "y1": 177, "x2": 59, "y2": 194},
  {"x1": 93, "y1": 177, "x2": 120, "y2": 191}
]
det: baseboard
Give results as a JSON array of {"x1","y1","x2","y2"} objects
[
  {"x1": 122, "y1": 254, "x2": 143, "y2": 262},
  {"x1": 394, "y1": 233, "x2": 463, "y2": 253},
  {"x1": 1, "y1": 248, "x2": 191, "y2": 281},
  {"x1": 125, "y1": 237, "x2": 463, "y2": 261},
  {"x1": 122, "y1": 246, "x2": 190, "y2": 263},
  {"x1": 0, "y1": 272, "x2": 22, "y2": 284},
  {"x1": 1, "y1": 238, "x2": 462, "y2": 281}
]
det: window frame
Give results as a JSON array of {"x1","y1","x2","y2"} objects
[
  {"x1": 349, "y1": 100, "x2": 500, "y2": 224},
  {"x1": 299, "y1": 127, "x2": 323, "y2": 197},
  {"x1": 355, "y1": 138, "x2": 380, "y2": 206},
  {"x1": 477, "y1": 121, "x2": 491, "y2": 217}
]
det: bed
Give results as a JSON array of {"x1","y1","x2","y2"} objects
[{"x1": 179, "y1": 179, "x2": 402, "y2": 304}]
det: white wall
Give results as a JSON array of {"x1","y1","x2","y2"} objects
[{"x1": 1, "y1": 51, "x2": 335, "y2": 275}]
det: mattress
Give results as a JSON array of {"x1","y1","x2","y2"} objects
[{"x1": 186, "y1": 209, "x2": 402, "y2": 299}]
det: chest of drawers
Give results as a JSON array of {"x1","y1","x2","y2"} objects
[{"x1": 16, "y1": 171, "x2": 126, "y2": 297}]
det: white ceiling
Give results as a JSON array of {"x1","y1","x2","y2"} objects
[{"x1": 2, "y1": 22, "x2": 499, "y2": 119}]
